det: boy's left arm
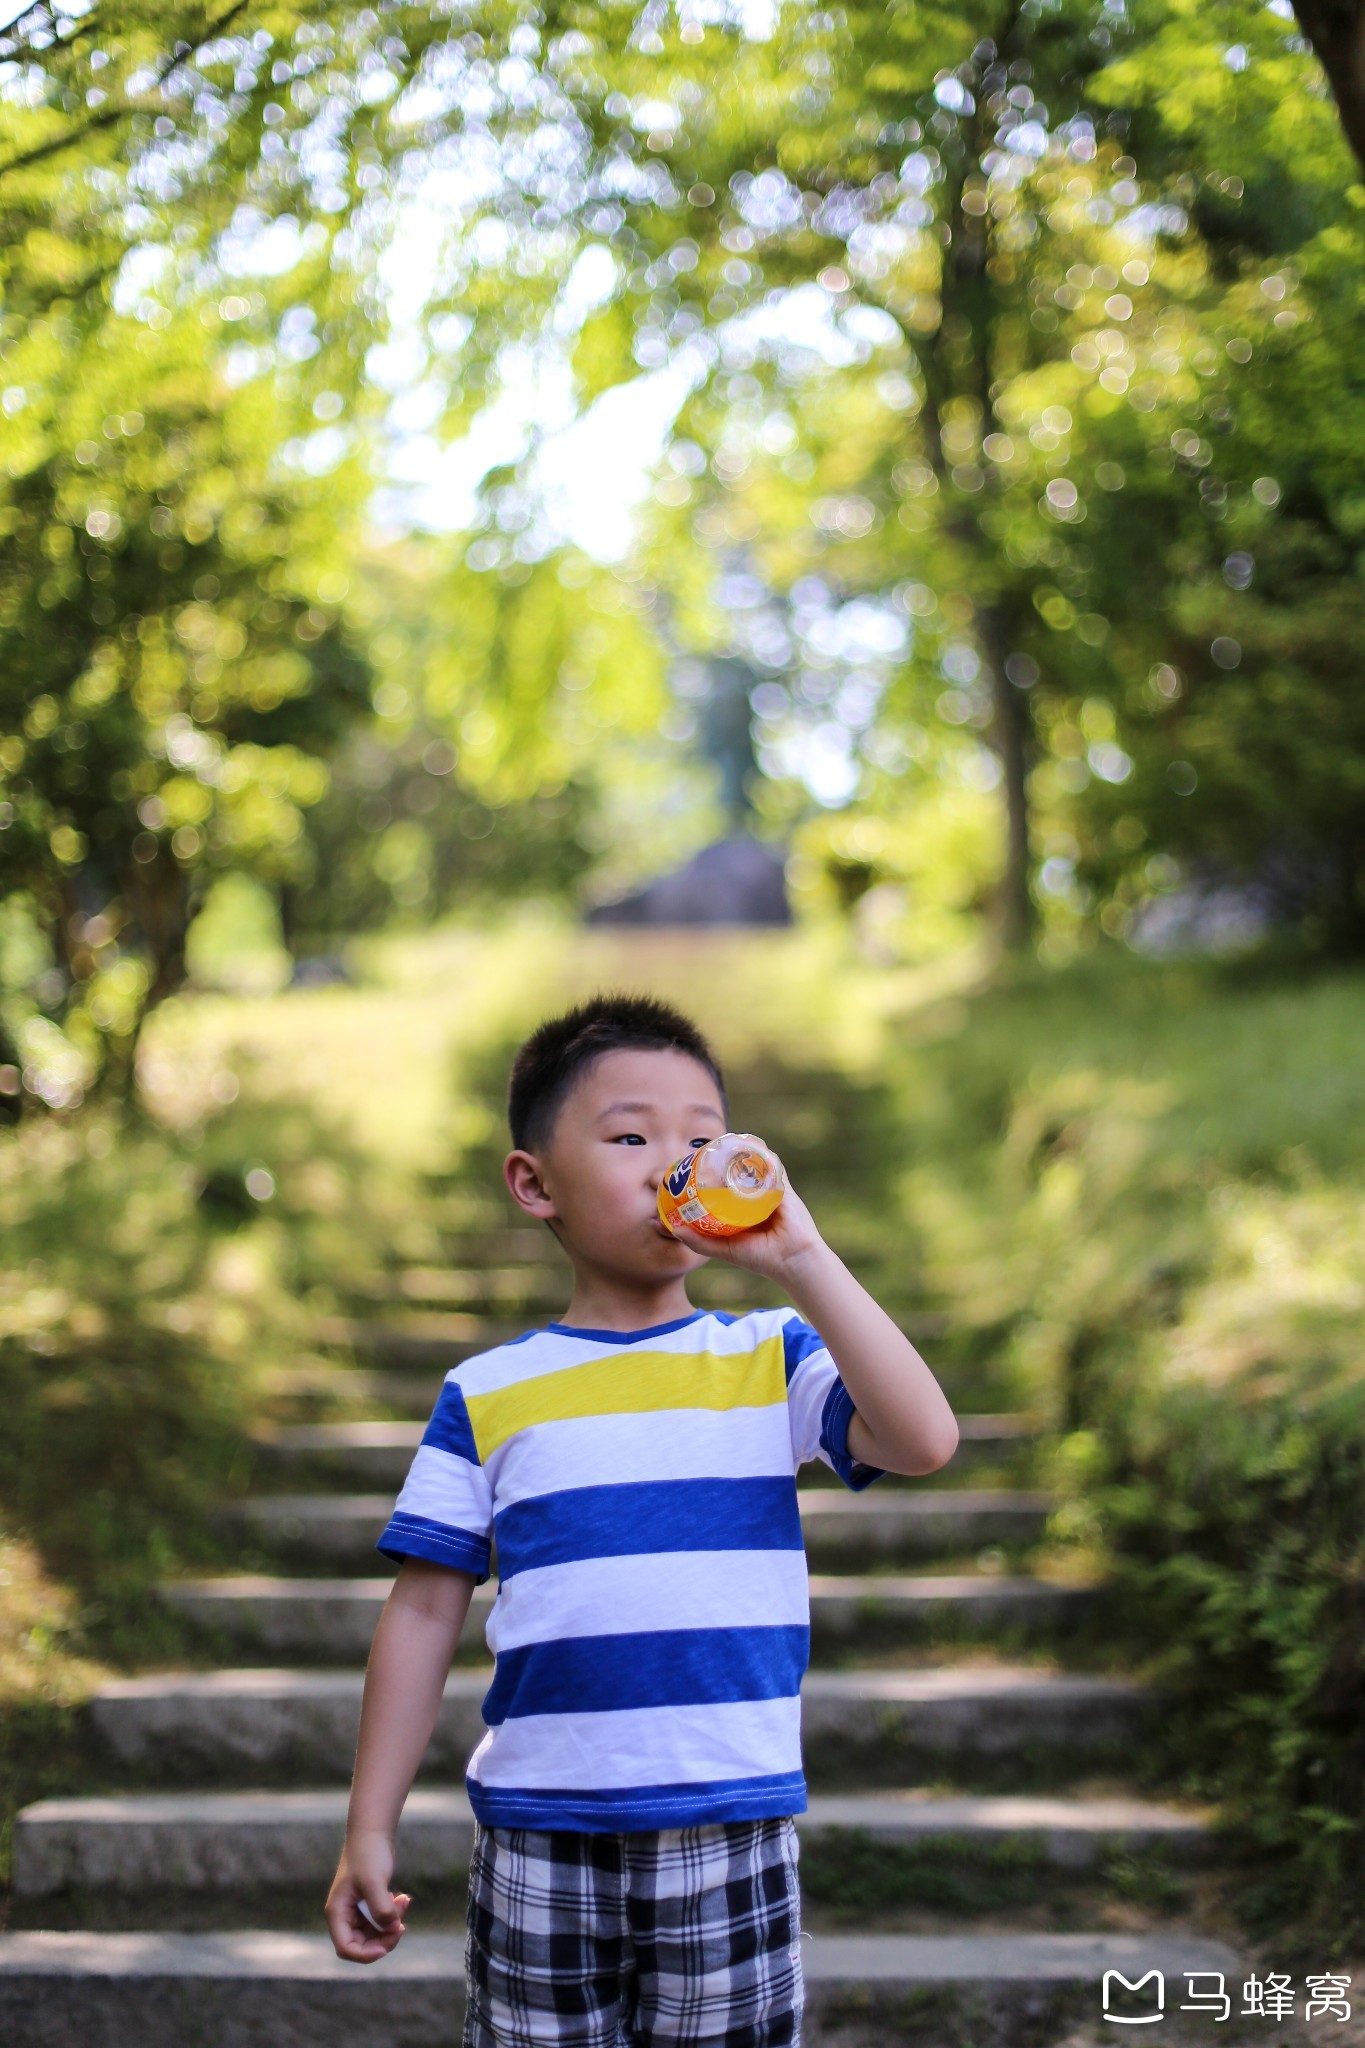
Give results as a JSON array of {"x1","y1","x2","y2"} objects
[{"x1": 668, "y1": 1182, "x2": 958, "y2": 1476}]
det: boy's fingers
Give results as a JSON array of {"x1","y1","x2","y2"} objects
[
  {"x1": 326, "y1": 1885, "x2": 412, "y2": 1962},
  {"x1": 359, "y1": 1888, "x2": 410, "y2": 1931},
  {"x1": 665, "y1": 1219, "x2": 735, "y2": 1258},
  {"x1": 325, "y1": 1904, "x2": 387, "y2": 1963}
]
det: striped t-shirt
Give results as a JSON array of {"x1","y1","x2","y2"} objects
[{"x1": 376, "y1": 1306, "x2": 883, "y2": 1832}]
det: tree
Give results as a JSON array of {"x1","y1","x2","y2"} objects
[
  {"x1": 0, "y1": 2, "x2": 437, "y2": 1093},
  {"x1": 416, "y1": 0, "x2": 1365, "y2": 951}
]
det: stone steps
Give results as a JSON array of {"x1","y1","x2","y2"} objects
[
  {"x1": 13, "y1": 1785, "x2": 1214, "y2": 1899},
  {"x1": 88, "y1": 1664, "x2": 1153, "y2": 1779},
  {"x1": 245, "y1": 1411, "x2": 1038, "y2": 1483},
  {"x1": 226, "y1": 1487, "x2": 1056, "y2": 1566},
  {"x1": 10, "y1": 1029, "x2": 1246, "y2": 2039},
  {"x1": 159, "y1": 1570, "x2": 1103, "y2": 1660},
  {"x1": 0, "y1": 1930, "x2": 1245, "y2": 2047}
]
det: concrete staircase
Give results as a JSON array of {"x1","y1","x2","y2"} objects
[{"x1": 2, "y1": 1060, "x2": 1241, "y2": 2043}]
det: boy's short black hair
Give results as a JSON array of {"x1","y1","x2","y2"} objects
[{"x1": 507, "y1": 993, "x2": 727, "y2": 1152}]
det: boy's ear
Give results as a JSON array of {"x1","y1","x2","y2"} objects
[{"x1": 504, "y1": 1149, "x2": 558, "y2": 1221}]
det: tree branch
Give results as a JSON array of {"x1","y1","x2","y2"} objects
[{"x1": 0, "y1": 0, "x2": 252, "y2": 185}]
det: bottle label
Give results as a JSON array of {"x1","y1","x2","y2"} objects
[{"x1": 664, "y1": 1153, "x2": 697, "y2": 1199}]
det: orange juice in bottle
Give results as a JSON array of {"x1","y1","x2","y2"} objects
[{"x1": 657, "y1": 1133, "x2": 786, "y2": 1239}]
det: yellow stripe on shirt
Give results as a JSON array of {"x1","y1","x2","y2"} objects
[{"x1": 464, "y1": 1338, "x2": 787, "y2": 1460}]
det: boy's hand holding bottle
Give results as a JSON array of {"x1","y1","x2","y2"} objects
[{"x1": 657, "y1": 1131, "x2": 823, "y2": 1279}]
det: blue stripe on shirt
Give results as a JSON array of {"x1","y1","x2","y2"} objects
[
  {"x1": 421, "y1": 1380, "x2": 481, "y2": 1463},
  {"x1": 781, "y1": 1315, "x2": 828, "y2": 1386},
  {"x1": 482, "y1": 1623, "x2": 809, "y2": 1725},
  {"x1": 376, "y1": 1510, "x2": 491, "y2": 1579},
  {"x1": 493, "y1": 1476, "x2": 803, "y2": 1580},
  {"x1": 467, "y1": 1769, "x2": 808, "y2": 1833},
  {"x1": 819, "y1": 1379, "x2": 885, "y2": 1492}
]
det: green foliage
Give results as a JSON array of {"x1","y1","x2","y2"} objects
[
  {"x1": 0, "y1": 288, "x2": 373, "y2": 1091},
  {"x1": 0, "y1": 2, "x2": 695, "y2": 1089},
  {"x1": 414, "y1": 0, "x2": 1365, "y2": 951},
  {"x1": 1096, "y1": 1382, "x2": 1365, "y2": 1946},
  {"x1": 0, "y1": 1113, "x2": 256, "y2": 1625},
  {"x1": 880, "y1": 947, "x2": 1365, "y2": 1945},
  {"x1": 0, "y1": 0, "x2": 433, "y2": 1091},
  {"x1": 8, "y1": 0, "x2": 1365, "y2": 1111},
  {"x1": 0, "y1": 1081, "x2": 401, "y2": 1633}
]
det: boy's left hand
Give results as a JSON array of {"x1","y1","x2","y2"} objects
[{"x1": 662, "y1": 1170, "x2": 827, "y2": 1283}]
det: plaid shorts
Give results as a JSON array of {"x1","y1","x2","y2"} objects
[{"x1": 462, "y1": 1814, "x2": 804, "y2": 2047}]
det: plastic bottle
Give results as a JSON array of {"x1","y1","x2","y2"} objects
[{"x1": 657, "y1": 1133, "x2": 786, "y2": 1239}]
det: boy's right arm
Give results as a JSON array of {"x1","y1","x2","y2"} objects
[{"x1": 324, "y1": 1557, "x2": 478, "y2": 1963}]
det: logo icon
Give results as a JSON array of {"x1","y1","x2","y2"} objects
[
  {"x1": 665, "y1": 1154, "x2": 696, "y2": 1198},
  {"x1": 1103, "y1": 1970, "x2": 1165, "y2": 2025}
]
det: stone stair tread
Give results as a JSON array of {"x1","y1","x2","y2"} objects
[
  {"x1": 955, "y1": 1413, "x2": 1039, "y2": 1439},
  {"x1": 255, "y1": 1377, "x2": 1027, "y2": 1447},
  {"x1": 806, "y1": 1487, "x2": 1053, "y2": 1517},
  {"x1": 158, "y1": 1572, "x2": 1103, "y2": 1662},
  {"x1": 87, "y1": 1661, "x2": 1152, "y2": 1776},
  {"x1": 250, "y1": 1419, "x2": 1038, "y2": 1453},
  {"x1": 17, "y1": 1784, "x2": 1211, "y2": 1832},
  {"x1": 228, "y1": 1489, "x2": 1056, "y2": 1568},
  {"x1": 164, "y1": 1570, "x2": 1095, "y2": 1601},
  {"x1": 13, "y1": 1783, "x2": 1214, "y2": 1897},
  {"x1": 91, "y1": 1661, "x2": 1147, "y2": 1706},
  {"x1": 806, "y1": 1571, "x2": 1098, "y2": 1597},
  {"x1": 233, "y1": 1487, "x2": 1054, "y2": 1521},
  {"x1": 805, "y1": 1789, "x2": 1211, "y2": 1834},
  {"x1": 803, "y1": 1666, "x2": 1143, "y2": 1703},
  {"x1": 0, "y1": 1927, "x2": 1244, "y2": 1981}
]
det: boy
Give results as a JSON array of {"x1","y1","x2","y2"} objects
[{"x1": 324, "y1": 994, "x2": 959, "y2": 2044}]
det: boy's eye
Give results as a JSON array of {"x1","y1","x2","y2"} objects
[{"x1": 612, "y1": 1133, "x2": 646, "y2": 1146}]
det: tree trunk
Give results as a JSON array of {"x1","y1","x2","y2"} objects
[
  {"x1": 921, "y1": 13, "x2": 1037, "y2": 950},
  {"x1": 1292, "y1": 1, "x2": 1365, "y2": 172},
  {"x1": 121, "y1": 853, "x2": 191, "y2": 1101},
  {"x1": 978, "y1": 604, "x2": 1034, "y2": 950}
]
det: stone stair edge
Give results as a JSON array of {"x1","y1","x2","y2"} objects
[
  {"x1": 87, "y1": 1661, "x2": 1150, "y2": 1703},
  {"x1": 12, "y1": 1784, "x2": 1217, "y2": 1901},
  {"x1": 159, "y1": 1570, "x2": 1103, "y2": 1598},
  {"x1": 15, "y1": 1783, "x2": 1215, "y2": 1833},
  {"x1": 229, "y1": 1485, "x2": 1057, "y2": 1515},
  {"x1": 0, "y1": 1927, "x2": 1244, "y2": 1982},
  {"x1": 247, "y1": 1411, "x2": 1042, "y2": 1448}
]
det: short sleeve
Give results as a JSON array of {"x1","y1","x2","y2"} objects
[
  {"x1": 376, "y1": 1377, "x2": 494, "y2": 1580},
  {"x1": 781, "y1": 1312, "x2": 885, "y2": 1492}
]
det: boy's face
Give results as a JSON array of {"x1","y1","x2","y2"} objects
[{"x1": 505, "y1": 1047, "x2": 727, "y2": 1282}]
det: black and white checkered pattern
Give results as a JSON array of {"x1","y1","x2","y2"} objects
[{"x1": 463, "y1": 1814, "x2": 804, "y2": 2046}]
